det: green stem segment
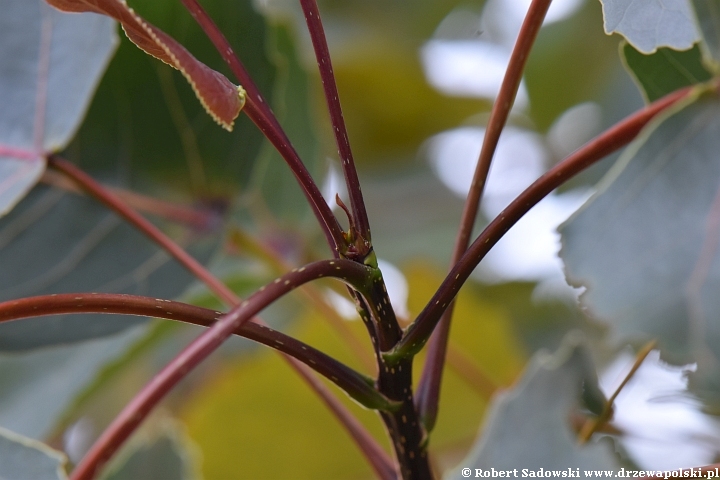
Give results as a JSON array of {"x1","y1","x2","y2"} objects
[
  {"x1": 416, "y1": 0, "x2": 554, "y2": 433},
  {"x1": 361, "y1": 267, "x2": 432, "y2": 479}
]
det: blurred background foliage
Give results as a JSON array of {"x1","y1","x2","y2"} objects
[{"x1": 0, "y1": 0, "x2": 657, "y2": 477}]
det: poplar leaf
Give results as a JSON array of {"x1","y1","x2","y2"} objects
[
  {"x1": 599, "y1": 0, "x2": 700, "y2": 54},
  {"x1": 445, "y1": 333, "x2": 617, "y2": 477},
  {"x1": 0, "y1": 1, "x2": 116, "y2": 216},
  {"x1": 621, "y1": 42, "x2": 712, "y2": 103},
  {"x1": 0, "y1": 426, "x2": 68, "y2": 479},
  {"x1": 560, "y1": 92, "x2": 720, "y2": 371},
  {"x1": 46, "y1": 0, "x2": 245, "y2": 132}
]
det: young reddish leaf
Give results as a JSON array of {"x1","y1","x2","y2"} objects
[{"x1": 46, "y1": 0, "x2": 245, "y2": 131}]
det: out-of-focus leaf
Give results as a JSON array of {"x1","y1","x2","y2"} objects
[
  {"x1": 445, "y1": 333, "x2": 616, "y2": 477},
  {"x1": 0, "y1": 0, "x2": 116, "y2": 216},
  {"x1": 403, "y1": 264, "x2": 527, "y2": 458},
  {"x1": 621, "y1": 42, "x2": 712, "y2": 103},
  {"x1": 48, "y1": 0, "x2": 244, "y2": 132},
  {"x1": 180, "y1": 309, "x2": 387, "y2": 479},
  {"x1": 245, "y1": 22, "x2": 323, "y2": 223},
  {"x1": 362, "y1": 167, "x2": 466, "y2": 266},
  {"x1": 692, "y1": 0, "x2": 720, "y2": 67},
  {"x1": 101, "y1": 420, "x2": 201, "y2": 480},
  {"x1": 0, "y1": 325, "x2": 146, "y2": 439},
  {"x1": 0, "y1": 186, "x2": 218, "y2": 349},
  {"x1": 332, "y1": 39, "x2": 488, "y2": 165},
  {"x1": 522, "y1": 0, "x2": 624, "y2": 132},
  {"x1": 559, "y1": 91, "x2": 720, "y2": 368},
  {"x1": 598, "y1": 0, "x2": 699, "y2": 54},
  {"x1": 0, "y1": 426, "x2": 68, "y2": 480}
]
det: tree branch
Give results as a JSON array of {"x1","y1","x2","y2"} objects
[{"x1": 416, "y1": 0, "x2": 553, "y2": 432}]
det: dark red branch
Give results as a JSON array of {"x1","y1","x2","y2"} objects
[
  {"x1": 0, "y1": 293, "x2": 396, "y2": 411},
  {"x1": 416, "y1": 0, "x2": 553, "y2": 432},
  {"x1": 178, "y1": 0, "x2": 346, "y2": 254},
  {"x1": 69, "y1": 259, "x2": 377, "y2": 480},
  {"x1": 390, "y1": 84, "x2": 696, "y2": 361},
  {"x1": 299, "y1": 0, "x2": 371, "y2": 248}
]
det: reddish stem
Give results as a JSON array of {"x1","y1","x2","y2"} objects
[
  {"x1": 299, "y1": 0, "x2": 371, "y2": 246},
  {"x1": 416, "y1": 0, "x2": 553, "y2": 432},
  {"x1": 47, "y1": 155, "x2": 239, "y2": 306},
  {"x1": 41, "y1": 170, "x2": 216, "y2": 231},
  {"x1": 178, "y1": 0, "x2": 346, "y2": 254},
  {"x1": 390, "y1": 84, "x2": 695, "y2": 360},
  {"x1": 47, "y1": 157, "x2": 392, "y2": 477},
  {"x1": 0, "y1": 293, "x2": 396, "y2": 411},
  {"x1": 70, "y1": 259, "x2": 377, "y2": 480}
]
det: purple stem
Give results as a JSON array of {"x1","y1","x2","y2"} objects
[
  {"x1": 416, "y1": 0, "x2": 553, "y2": 432},
  {"x1": 0, "y1": 293, "x2": 397, "y2": 411},
  {"x1": 299, "y1": 0, "x2": 371, "y2": 247}
]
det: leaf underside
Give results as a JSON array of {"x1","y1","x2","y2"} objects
[
  {"x1": 446, "y1": 332, "x2": 617, "y2": 477},
  {"x1": 0, "y1": 426, "x2": 68, "y2": 479},
  {"x1": 599, "y1": 0, "x2": 700, "y2": 54},
  {"x1": 0, "y1": 0, "x2": 116, "y2": 216},
  {"x1": 560, "y1": 92, "x2": 720, "y2": 394}
]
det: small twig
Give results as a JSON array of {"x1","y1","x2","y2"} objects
[
  {"x1": 69, "y1": 259, "x2": 381, "y2": 480},
  {"x1": 578, "y1": 340, "x2": 657, "y2": 444},
  {"x1": 40, "y1": 170, "x2": 216, "y2": 231},
  {"x1": 389, "y1": 84, "x2": 695, "y2": 361},
  {"x1": 0, "y1": 293, "x2": 396, "y2": 411},
  {"x1": 416, "y1": 0, "x2": 553, "y2": 432},
  {"x1": 48, "y1": 155, "x2": 238, "y2": 306},
  {"x1": 299, "y1": 0, "x2": 371, "y2": 247}
]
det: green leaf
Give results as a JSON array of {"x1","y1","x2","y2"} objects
[
  {"x1": 559, "y1": 91, "x2": 720, "y2": 369},
  {"x1": 0, "y1": 186, "x2": 219, "y2": 350},
  {"x1": 598, "y1": 0, "x2": 700, "y2": 53},
  {"x1": 0, "y1": 0, "x2": 116, "y2": 216},
  {"x1": 246, "y1": 22, "x2": 323, "y2": 223},
  {"x1": 621, "y1": 42, "x2": 712, "y2": 103},
  {"x1": 0, "y1": 426, "x2": 68, "y2": 480},
  {"x1": 0, "y1": 326, "x2": 146, "y2": 439},
  {"x1": 692, "y1": 0, "x2": 720, "y2": 67},
  {"x1": 445, "y1": 333, "x2": 616, "y2": 477},
  {"x1": 101, "y1": 421, "x2": 201, "y2": 480}
]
